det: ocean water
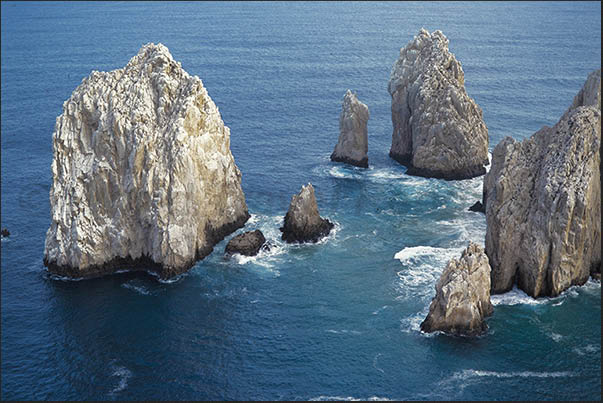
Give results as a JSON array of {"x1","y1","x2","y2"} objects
[{"x1": 1, "y1": 1, "x2": 601, "y2": 400}]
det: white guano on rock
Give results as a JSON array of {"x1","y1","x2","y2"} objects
[
  {"x1": 483, "y1": 69, "x2": 601, "y2": 297},
  {"x1": 388, "y1": 28, "x2": 489, "y2": 180},
  {"x1": 421, "y1": 242, "x2": 494, "y2": 336},
  {"x1": 44, "y1": 43, "x2": 250, "y2": 279},
  {"x1": 330, "y1": 90, "x2": 369, "y2": 168}
]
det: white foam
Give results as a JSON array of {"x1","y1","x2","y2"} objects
[
  {"x1": 372, "y1": 305, "x2": 391, "y2": 315},
  {"x1": 573, "y1": 344, "x2": 600, "y2": 356},
  {"x1": 394, "y1": 246, "x2": 454, "y2": 262},
  {"x1": 109, "y1": 365, "x2": 132, "y2": 396},
  {"x1": 121, "y1": 281, "x2": 150, "y2": 295},
  {"x1": 490, "y1": 286, "x2": 546, "y2": 306},
  {"x1": 325, "y1": 329, "x2": 362, "y2": 335},
  {"x1": 450, "y1": 369, "x2": 574, "y2": 380},
  {"x1": 548, "y1": 332, "x2": 563, "y2": 342}
]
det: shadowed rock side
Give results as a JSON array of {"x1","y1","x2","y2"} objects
[
  {"x1": 421, "y1": 242, "x2": 494, "y2": 336},
  {"x1": 468, "y1": 201, "x2": 485, "y2": 213},
  {"x1": 225, "y1": 230, "x2": 267, "y2": 257},
  {"x1": 1, "y1": 228, "x2": 9, "y2": 237},
  {"x1": 330, "y1": 90, "x2": 369, "y2": 168},
  {"x1": 484, "y1": 69, "x2": 601, "y2": 297},
  {"x1": 280, "y1": 183, "x2": 334, "y2": 243},
  {"x1": 44, "y1": 43, "x2": 249, "y2": 280},
  {"x1": 388, "y1": 29, "x2": 489, "y2": 180}
]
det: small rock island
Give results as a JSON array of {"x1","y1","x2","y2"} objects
[
  {"x1": 225, "y1": 230, "x2": 268, "y2": 257},
  {"x1": 421, "y1": 242, "x2": 494, "y2": 336},
  {"x1": 484, "y1": 69, "x2": 601, "y2": 297},
  {"x1": 388, "y1": 29, "x2": 489, "y2": 180},
  {"x1": 330, "y1": 90, "x2": 370, "y2": 168},
  {"x1": 43, "y1": 43, "x2": 249, "y2": 279},
  {"x1": 280, "y1": 183, "x2": 334, "y2": 244}
]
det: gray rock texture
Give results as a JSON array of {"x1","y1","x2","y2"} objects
[
  {"x1": 388, "y1": 29, "x2": 489, "y2": 180},
  {"x1": 44, "y1": 43, "x2": 249, "y2": 279},
  {"x1": 225, "y1": 230, "x2": 267, "y2": 257},
  {"x1": 421, "y1": 242, "x2": 494, "y2": 336},
  {"x1": 484, "y1": 69, "x2": 601, "y2": 297},
  {"x1": 330, "y1": 90, "x2": 369, "y2": 168},
  {"x1": 280, "y1": 183, "x2": 334, "y2": 243}
]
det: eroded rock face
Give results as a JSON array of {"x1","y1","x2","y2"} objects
[
  {"x1": 484, "y1": 70, "x2": 601, "y2": 297},
  {"x1": 225, "y1": 230, "x2": 267, "y2": 257},
  {"x1": 421, "y1": 242, "x2": 493, "y2": 336},
  {"x1": 44, "y1": 43, "x2": 249, "y2": 279},
  {"x1": 330, "y1": 90, "x2": 369, "y2": 168},
  {"x1": 388, "y1": 29, "x2": 489, "y2": 180},
  {"x1": 280, "y1": 183, "x2": 333, "y2": 243}
]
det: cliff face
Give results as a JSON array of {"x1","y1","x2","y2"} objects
[
  {"x1": 484, "y1": 70, "x2": 601, "y2": 297},
  {"x1": 388, "y1": 29, "x2": 489, "y2": 180},
  {"x1": 330, "y1": 90, "x2": 370, "y2": 168},
  {"x1": 421, "y1": 242, "x2": 493, "y2": 336},
  {"x1": 44, "y1": 43, "x2": 249, "y2": 279}
]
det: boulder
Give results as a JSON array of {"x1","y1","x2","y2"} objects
[
  {"x1": 421, "y1": 242, "x2": 493, "y2": 336},
  {"x1": 330, "y1": 90, "x2": 369, "y2": 168},
  {"x1": 484, "y1": 70, "x2": 601, "y2": 297},
  {"x1": 1, "y1": 228, "x2": 9, "y2": 237},
  {"x1": 43, "y1": 43, "x2": 249, "y2": 280},
  {"x1": 388, "y1": 29, "x2": 489, "y2": 180},
  {"x1": 468, "y1": 201, "x2": 485, "y2": 213},
  {"x1": 280, "y1": 183, "x2": 334, "y2": 243},
  {"x1": 225, "y1": 230, "x2": 267, "y2": 257}
]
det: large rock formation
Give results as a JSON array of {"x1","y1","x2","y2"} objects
[
  {"x1": 388, "y1": 29, "x2": 489, "y2": 180},
  {"x1": 280, "y1": 183, "x2": 334, "y2": 243},
  {"x1": 484, "y1": 69, "x2": 601, "y2": 297},
  {"x1": 421, "y1": 242, "x2": 494, "y2": 336},
  {"x1": 330, "y1": 90, "x2": 369, "y2": 168},
  {"x1": 225, "y1": 230, "x2": 267, "y2": 257},
  {"x1": 44, "y1": 43, "x2": 249, "y2": 279}
]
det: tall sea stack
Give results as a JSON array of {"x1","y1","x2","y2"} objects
[
  {"x1": 330, "y1": 90, "x2": 370, "y2": 168},
  {"x1": 388, "y1": 29, "x2": 489, "y2": 180},
  {"x1": 44, "y1": 43, "x2": 250, "y2": 279},
  {"x1": 484, "y1": 69, "x2": 601, "y2": 297}
]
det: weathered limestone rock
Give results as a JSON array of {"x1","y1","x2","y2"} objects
[
  {"x1": 225, "y1": 230, "x2": 267, "y2": 257},
  {"x1": 44, "y1": 43, "x2": 249, "y2": 279},
  {"x1": 421, "y1": 242, "x2": 493, "y2": 336},
  {"x1": 280, "y1": 183, "x2": 334, "y2": 243},
  {"x1": 484, "y1": 69, "x2": 601, "y2": 297},
  {"x1": 388, "y1": 29, "x2": 489, "y2": 180},
  {"x1": 330, "y1": 90, "x2": 369, "y2": 168}
]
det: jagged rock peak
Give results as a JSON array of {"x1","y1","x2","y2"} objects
[
  {"x1": 388, "y1": 28, "x2": 489, "y2": 180},
  {"x1": 330, "y1": 89, "x2": 370, "y2": 168},
  {"x1": 280, "y1": 183, "x2": 334, "y2": 244},
  {"x1": 44, "y1": 43, "x2": 249, "y2": 280},
  {"x1": 484, "y1": 69, "x2": 601, "y2": 297},
  {"x1": 421, "y1": 242, "x2": 494, "y2": 336}
]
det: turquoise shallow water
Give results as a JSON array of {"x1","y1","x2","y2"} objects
[{"x1": 1, "y1": 2, "x2": 601, "y2": 400}]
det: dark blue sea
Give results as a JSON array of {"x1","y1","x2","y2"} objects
[{"x1": 1, "y1": 1, "x2": 601, "y2": 400}]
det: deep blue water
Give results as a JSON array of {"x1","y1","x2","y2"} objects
[{"x1": 1, "y1": 1, "x2": 601, "y2": 400}]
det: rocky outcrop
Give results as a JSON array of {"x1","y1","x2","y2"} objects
[
  {"x1": 225, "y1": 230, "x2": 267, "y2": 257},
  {"x1": 330, "y1": 90, "x2": 369, "y2": 168},
  {"x1": 421, "y1": 242, "x2": 493, "y2": 336},
  {"x1": 1, "y1": 228, "x2": 9, "y2": 237},
  {"x1": 280, "y1": 183, "x2": 334, "y2": 243},
  {"x1": 468, "y1": 201, "x2": 485, "y2": 213},
  {"x1": 388, "y1": 29, "x2": 489, "y2": 180},
  {"x1": 43, "y1": 43, "x2": 249, "y2": 280},
  {"x1": 484, "y1": 70, "x2": 601, "y2": 297}
]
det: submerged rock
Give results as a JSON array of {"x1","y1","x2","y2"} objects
[
  {"x1": 330, "y1": 90, "x2": 369, "y2": 168},
  {"x1": 388, "y1": 29, "x2": 489, "y2": 180},
  {"x1": 484, "y1": 69, "x2": 601, "y2": 297},
  {"x1": 421, "y1": 242, "x2": 493, "y2": 336},
  {"x1": 280, "y1": 183, "x2": 333, "y2": 243},
  {"x1": 468, "y1": 201, "x2": 485, "y2": 213},
  {"x1": 1, "y1": 228, "x2": 9, "y2": 237},
  {"x1": 225, "y1": 230, "x2": 267, "y2": 257},
  {"x1": 44, "y1": 43, "x2": 249, "y2": 280}
]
